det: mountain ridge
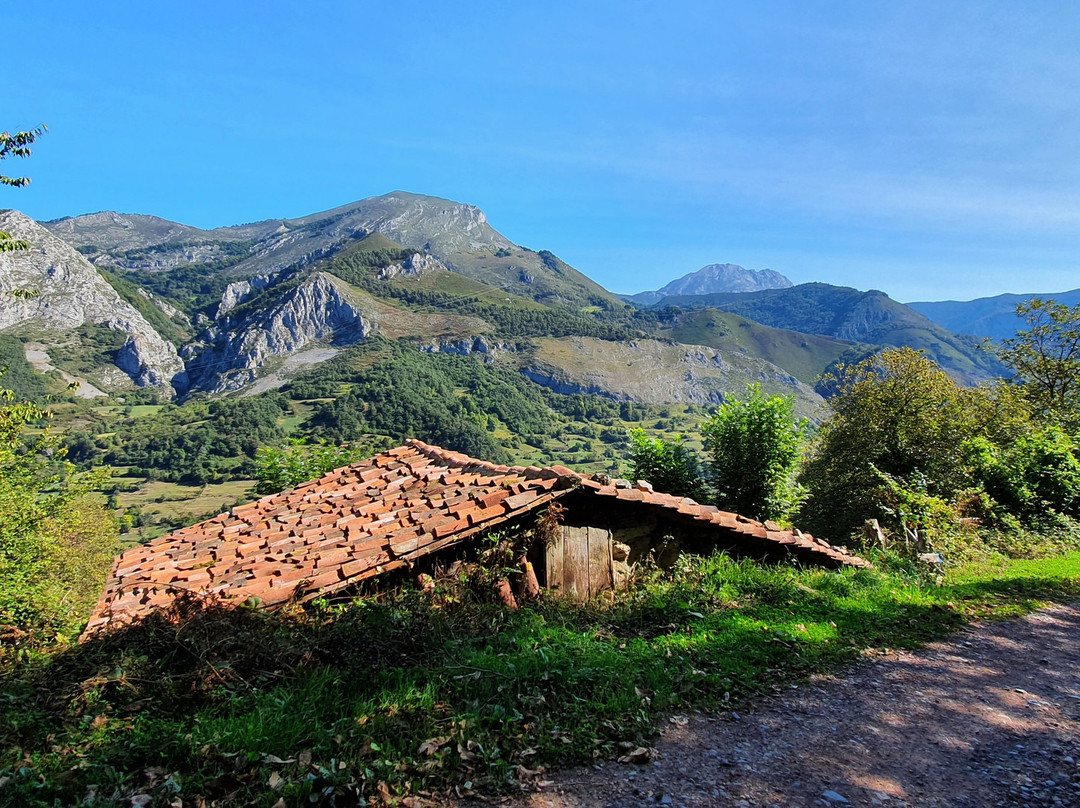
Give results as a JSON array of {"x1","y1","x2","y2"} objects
[
  {"x1": 653, "y1": 282, "x2": 1005, "y2": 385},
  {"x1": 908, "y1": 288, "x2": 1080, "y2": 342}
]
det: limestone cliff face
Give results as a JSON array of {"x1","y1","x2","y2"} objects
[
  {"x1": 378, "y1": 252, "x2": 447, "y2": 280},
  {"x1": 0, "y1": 209, "x2": 186, "y2": 393},
  {"x1": 832, "y1": 292, "x2": 897, "y2": 342},
  {"x1": 418, "y1": 335, "x2": 517, "y2": 362},
  {"x1": 215, "y1": 275, "x2": 272, "y2": 318},
  {"x1": 185, "y1": 272, "x2": 373, "y2": 392}
]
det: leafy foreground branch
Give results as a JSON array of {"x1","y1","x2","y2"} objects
[{"x1": 2, "y1": 552, "x2": 1078, "y2": 808}]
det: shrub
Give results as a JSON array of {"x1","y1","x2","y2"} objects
[
  {"x1": 624, "y1": 428, "x2": 708, "y2": 500},
  {"x1": 698, "y1": 384, "x2": 804, "y2": 521}
]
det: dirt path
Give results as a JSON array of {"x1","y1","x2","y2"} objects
[{"x1": 488, "y1": 603, "x2": 1080, "y2": 808}]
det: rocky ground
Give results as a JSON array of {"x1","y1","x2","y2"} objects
[{"x1": 480, "y1": 603, "x2": 1080, "y2": 808}]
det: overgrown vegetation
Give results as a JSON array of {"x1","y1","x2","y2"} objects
[
  {"x1": 625, "y1": 427, "x2": 708, "y2": 500},
  {"x1": 1, "y1": 552, "x2": 1077, "y2": 807}
]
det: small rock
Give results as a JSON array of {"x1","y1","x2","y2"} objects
[
  {"x1": 659, "y1": 796, "x2": 673, "y2": 805},
  {"x1": 822, "y1": 791, "x2": 850, "y2": 804}
]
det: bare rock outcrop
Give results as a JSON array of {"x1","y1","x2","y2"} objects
[
  {"x1": 0, "y1": 209, "x2": 186, "y2": 393},
  {"x1": 186, "y1": 272, "x2": 373, "y2": 392},
  {"x1": 378, "y1": 252, "x2": 448, "y2": 280}
]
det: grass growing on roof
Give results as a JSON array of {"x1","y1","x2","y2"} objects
[{"x1": 2, "y1": 552, "x2": 1078, "y2": 807}]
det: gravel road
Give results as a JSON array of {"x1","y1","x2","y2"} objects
[{"x1": 481, "y1": 603, "x2": 1080, "y2": 808}]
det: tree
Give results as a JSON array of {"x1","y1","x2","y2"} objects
[
  {"x1": 624, "y1": 428, "x2": 708, "y2": 500},
  {"x1": 254, "y1": 440, "x2": 370, "y2": 495},
  {"x1": 701, "y1": 383, "x2": 804, "y2": 521},
  {"x1": 997, "y1": 298, "x2": 1080, "y2": 428},
  {"x1": 0, "y1": 122, "x2": 116, "y2": 641},
  {"x1": 0, "y1": 388, "x2": 116, "y2": 638},
  {"x1": 0, "y1": 125, "x2": 46, "y2": 253},
  {"x1": 797, "y1": 348, "x2": 982, "y2": 543}
]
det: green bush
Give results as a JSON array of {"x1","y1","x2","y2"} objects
[
  {"x1": 702, "y1": 383, "x2": 804, "y2": 521},
  {"x1": 798, "y1": 348, "x2": 981, "y2": 543},
  {"x1": 968, "y1": 426, "x2": 1080, "y2": 523},
  {"x1": 624, "y1": 428, "x2": 708, "y2": 500},
  {"x1": 0, "y1": 384, "x2": 117, "y2": 641}
]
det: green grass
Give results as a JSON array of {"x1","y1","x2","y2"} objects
[
  {"x1": 662, "y1": 308, "x2": 854, "y2": 386},
  {"x1": 1, "y1": 551, "x2": 1077, "y2": 807}
]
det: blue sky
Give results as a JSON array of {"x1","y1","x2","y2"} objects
[{"x1": 6, "y1": 1, "x2": 1080, "y2": 301}]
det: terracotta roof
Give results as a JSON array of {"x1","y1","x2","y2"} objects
[{"x1": 85, "y1": 440, "x2": 869, "y2": 633}]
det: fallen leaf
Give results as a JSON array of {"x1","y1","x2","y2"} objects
[
  {"x1": 297, "y1": 750, "x2": 312, "y2": 767},
  {"x1": 418, "y1": 736, "x2": 451, "y2": 756},
  {"x1": 261, "y1": 754, "x2": 295, "y2": 765},
  {"x1": 267, "y1": 771, "x2": 283, "y2": 791},
  {"x1": 617, "y1": 746, "x2": 651, "y2": 764}
]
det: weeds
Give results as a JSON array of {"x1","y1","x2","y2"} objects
[{"x1": 1, "y1": 552, "x2": 1078, "y2": 807}]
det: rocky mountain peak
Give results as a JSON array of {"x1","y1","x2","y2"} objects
[{"x1": 658, "y1": 263, "x2": 793, "y2": 296}]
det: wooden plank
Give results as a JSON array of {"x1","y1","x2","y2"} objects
[
  {"x1": 587, "y1": 526, "x2": 613, "y2": 597},
  {"x1": 562, "y1": 525, "x2": 589, "y2": 601},
  {"x1": 546, "y1": 529, "x2": 564, "y2": 592}
]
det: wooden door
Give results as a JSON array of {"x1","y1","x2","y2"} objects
[{"x1": 545, "y1": 525, "x2": 613, "y2": 600}]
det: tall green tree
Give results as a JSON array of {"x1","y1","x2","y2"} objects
[
  {"x1": 0, "y1": 122, "x2": 117, "y2": 641},
  {"x1": 997, "y1": 298, "x2": 1080, "y2": 429},
  {"x1": 797, "y1": 348, "x2": 981, "y2": 542},
  {"x1": 702, "y1": 383, "x2": 804, "y2": 521}
]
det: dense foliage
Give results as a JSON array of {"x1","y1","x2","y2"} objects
[
  {"x1": 254, "y1": 440, "x2": 382, "y2": 495},
  {"x1": 702, "y1": 384, "x2": 804, "y2": 520},
  {"x1": 100, "y1": 395, "x2": 289, "y2": 484},
  {"x1": 997, "y1": 298, "x2": 1080, "y2": 429},
  {"x1": 305, "y1": 346, "x2": 553, "y2": 462},
  {"x1": 0, "y1": 375, "x2": 116, "y2": 640},
  {"x1": 797, "y1": 348, "x2": 984, "y2": 542},
  {"x1": 625, "y1": 427, "x2": 708, "y2": 500}
]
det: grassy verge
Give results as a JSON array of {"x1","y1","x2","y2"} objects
[{"x1": 2, "y1": 552, "x2": 1077, "y2": 808}]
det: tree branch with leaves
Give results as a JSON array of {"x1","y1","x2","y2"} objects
[{"x1": 0, "y1": 124, "x2": 46, "y2": 253}]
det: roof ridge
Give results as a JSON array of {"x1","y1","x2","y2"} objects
[{"x1": 404, "y1": 439, "x2": 584, "y2": 482}]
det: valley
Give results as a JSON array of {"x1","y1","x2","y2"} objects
[{"x1": 1, "y1": 191, "x2": 1018, "y2": 543}]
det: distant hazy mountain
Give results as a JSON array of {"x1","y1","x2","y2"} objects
[
  {"x1": 656, "y1": 283, "x2": 1006, "y2": 386},
  {"x1": 908, "y1": 289, "x2": 1080, "y2": 342},
  {"x1": 626, "y1": 263, "x2": 792, "y2": 306}
]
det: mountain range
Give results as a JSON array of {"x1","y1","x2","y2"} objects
[
  {"x1": 0, "y1": 192, "x2": 1010, "y2": 419},
  {"x1": 908, "y1": 289, "x2": 1080, "y2": 342}
]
